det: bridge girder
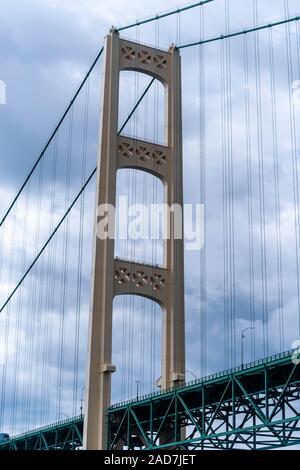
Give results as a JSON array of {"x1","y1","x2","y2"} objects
[
  {"x1": 1, "y1": 350, "x2": 300, "y2": 451},
  {"x1": 107, "y1": 350, "x2": 300, "y2": 450}
]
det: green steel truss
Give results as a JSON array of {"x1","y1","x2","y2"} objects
[
  {"x1": 1, "y1": 349, "x2": 300, "y2": 450},
  {"x1": 108, "y1": 350, "x2": 300, "y2": 450},
  {"x1": 0, "y1": 416, "x2": 83, "y2": 450}
]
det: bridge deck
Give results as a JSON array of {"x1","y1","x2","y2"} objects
[{"x1": 1, "y1": 349, "x2": 299, "y2": 450}]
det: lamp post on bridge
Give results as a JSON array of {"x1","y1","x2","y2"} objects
[
  {"x1": 80, "y1": 387, "x2": 85, "y2": 418},
  {"x1": 241, "y1": 327, "x2": 255, "y2": 368},
  {"x1": 135, "y1": 380, "x2": 140, "y2": 401}
]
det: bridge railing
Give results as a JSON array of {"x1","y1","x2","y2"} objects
[
  {"x1": 109, "y1": 348, "x2": 299, "y2": 409},
  {"x1": 3, "y1": 415, "x2": 83, "y2": 441}
]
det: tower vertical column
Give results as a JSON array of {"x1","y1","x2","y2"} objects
[
  {"x1": 83, "y1": 31, "x2": 119, "y2": 451},
  {"x1": 84, "y1": 30, "x2": 185, "y2": 450},
  {"x1": 162, "y1": 46, "x2": 185, "y2": 390}
]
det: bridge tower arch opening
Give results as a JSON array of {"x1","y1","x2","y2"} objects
[
  {"x1": 83, "y1": 29, "x2": 185, "y2": 450},
  {"x1": 112, "y1": 295, "x2": 162, "y2": 404},
  {"x1": 118, "y1": 69, "x2": 165, "y2": 144}
]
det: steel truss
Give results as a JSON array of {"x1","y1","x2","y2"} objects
[
  {"x1": 1, "y1": 350, "x2": 300, "y2": 450},
  {"x1": 108, "y1": 350, "x2": 300, "y2": 450},
  {"x1": 0, "y1": 417, "x2": 83, "y2": 450}
]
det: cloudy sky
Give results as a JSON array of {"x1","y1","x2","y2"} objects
[{"x1": 1, "y1": 0, "x2": 300, "y2": 438}]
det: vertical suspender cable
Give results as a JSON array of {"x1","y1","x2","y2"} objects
[
  {"x1": 295, "y1": 19, "x2": 300, "y2": 338},
  {"x1": 253, "y1": 0, "x2": 268, "y2": 355},
  {"x1": 57, "y1": 107, "x2": 74, "y2": 419},
  {"x1": 33, "y1": 159, "x2": 46, "y2": 427},
  {"x1": 11, "y1": 169, "x2": 30, "y2": 432},
  {"x1": 221, "y1": 38, "x2": 229, "y2": 369},
  {"x1": 0, "y1": 201, "x2": 17, "y2": 431},
  {"x1": 268, "y1": 28, "x2": 284, "y2": 351},
  {"x1": 41, "y1": 134, "x2": 58, "y2": 424},
  {"x1": 73, "y1": 78, "x2": 90, "y2": 416},
  {"x1": 225, "y1": 0, "x2": 236, "y2": 366},
  {"x1": 199, "y1": 5, "x2": 207, "y2": 375},
  {"x1": 284, "y1": 0, "x2": 300, "y2": 339},
  {"x1": 243, "y1": 35, "x2": 255, "y2": 359}
]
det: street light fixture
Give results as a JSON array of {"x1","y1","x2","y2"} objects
[
  {"x1": 135, "y1": 379, "x2": 140, "y2": 400},
  {"x1": 80, "y1": 387, "x2": 85, "y2": 418},
  {"x1": 241, "y1": 327, "x2": 255, "y2": 367}
]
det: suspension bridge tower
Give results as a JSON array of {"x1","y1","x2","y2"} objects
[{"x1": 83, "y1": 29, "x2": 185, "y2": 450}]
